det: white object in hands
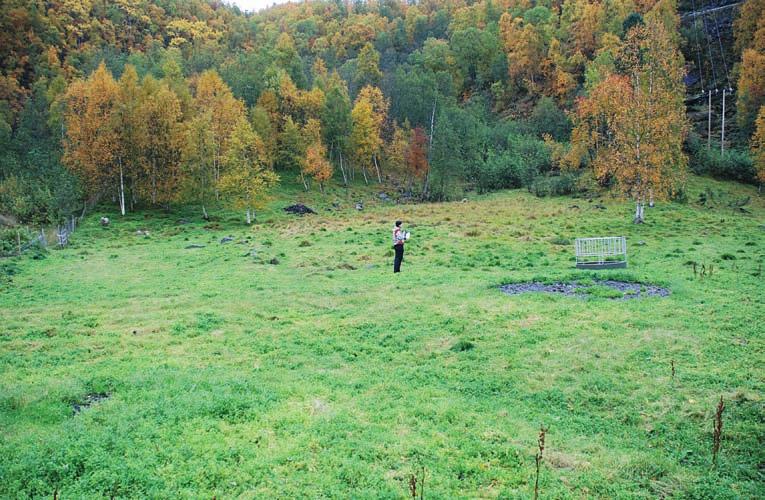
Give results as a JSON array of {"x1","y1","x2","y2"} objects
[{"x1": 404, "y1": 231, "x2": 411, "y2": 240}]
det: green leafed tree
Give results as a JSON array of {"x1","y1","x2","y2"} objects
[
  {"x1": 354, "y1": 42, "x2": 383, "y2": 91},
  {"x1": 321, "y1": 74, "x2": 353, "y2": 184}
]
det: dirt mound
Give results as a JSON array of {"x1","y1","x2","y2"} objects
[
  {"x1": 499, "y1": 280, "x2": 669, "y2": 299},
  {"x1": 284, "y1": 204, "x2": 316, "y2": 215}
]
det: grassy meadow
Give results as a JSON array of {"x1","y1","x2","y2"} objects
[{"x1": 1, "y1": 177, "x2": 764, "y2": 498}]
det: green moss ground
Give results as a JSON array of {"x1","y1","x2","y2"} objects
[{"x1": 1, "y1": 177, "x2": 763, "y2": 497}]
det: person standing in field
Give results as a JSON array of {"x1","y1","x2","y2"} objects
[{"x1": 392, "y1": 220, "x2": 406, "y2": 273}]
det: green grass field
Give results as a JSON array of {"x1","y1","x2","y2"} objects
[{"x1": 1, "y1": 177, "x2": 764, "y2": 498}]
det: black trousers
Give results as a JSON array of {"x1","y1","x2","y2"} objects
[{"x1": 393, "y1": 244, "x2": 404, "y2": 273}]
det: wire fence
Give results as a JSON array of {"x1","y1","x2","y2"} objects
[{"x1": 2, "y1": 216, "x2": 80, "y2": 258}]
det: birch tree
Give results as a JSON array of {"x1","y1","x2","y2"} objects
[
  {"x1": 218, "y1": 118, "x2": 279, "y2": 224},
  {"x1": 192, "y1": 70, "x2": 245, "y2": 197},
  {"x1": 567, "y1": 19, "x2": 687, "y2": 223},
  {"x1": 182, "y1": 111, "x2": 216, "y2": 219},
  {"x1": 139, "y1": 75, "x2": 184, "y2": 207},
  {"x1": 302, "y1": 119, "x2": 333, "y2": 193},
  {"x1": 113, "y1": 65, "x2": 145, "y2": 214},
  {"x1": 62, "y1": 62, "x2": 119, "y2": 210},
  {"x1": 350, "y1": 85, "x2": 387, "y2": 183}
]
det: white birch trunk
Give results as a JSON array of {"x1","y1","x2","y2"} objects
[
  {"x1": 424, "y1": 98, "x2": 437, "y2": 198},
  {"x1": 634, "y1": 199, "x2": 645, "y2": 224},
  {"x1": 338, "y1": 150, "x2": 348, "y2": 185},
  {"x1": 246, "y1": 208, "x2": 252, "y2": 225},
  {"x1": 373, "y1": 154, "x2": 382, "y2": 183},
  {"x1": 119, "y1": 160, "x2": 126, "y2": 216}
]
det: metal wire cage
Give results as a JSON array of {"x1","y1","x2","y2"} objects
[{"x1": 575, "y1": 236, "x2": 627, "y2": 269}]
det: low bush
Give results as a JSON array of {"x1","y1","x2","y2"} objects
[
  {"x1": 689, "y1": 142, "x2": 756, "y2": 184},
  {"x1": 530, "y1": 172, "x2": 579, "y2": 197}
]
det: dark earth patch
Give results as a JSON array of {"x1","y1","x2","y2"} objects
[
  {"x1": 284, "y1": 204, "x2": 316, "y2": 215},
  {"x1": 72, "y1": 393, "x2": 110, "y2": 414},
  {"x1": 499, "y1": 280, "x2": 670, "y2": 299}
]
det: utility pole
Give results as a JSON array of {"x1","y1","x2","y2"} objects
[
  {"x1": 721, "y1": 88, "x2": 726, "y2": 155},
  {"x1": 707, "y1": 89, "x2": 712, "y2": 150}
]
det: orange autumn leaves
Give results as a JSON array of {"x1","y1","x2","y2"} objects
[
  {"x1": 62, "y1": 64, "x2": 121, "y2": 202},
  {"x1": 303, "y1": 119, "x2": 332, "y2": 192},
  {"x1": 62, "y1": 63, "x2": 277, "y2": 220},
  {"x1": 753, "y1": 107, "x2": 765, "y2": 183},
  {"x1": 735, "y1": 0, "x2": 765, "y2": 179}
]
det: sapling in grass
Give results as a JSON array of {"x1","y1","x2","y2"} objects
[
  {"x1": 712, "y1": 396, "x2": 725, "y2": 466},
  {"x1": 534, "y1": 425, "x2": 548, "y2": 500},
  {"x1": 408, "y1": 467, "x2": 425, "y2": 499}
]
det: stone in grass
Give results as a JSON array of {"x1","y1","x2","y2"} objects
[
  {"x1": 451, "y1": 339, "x2": 475, "y2": 352},
  {"x1": 185, "y1": 244, "x2": 205, "y2": 249},
  {"x1": 269, "y1": 257, "x2": 280, "y2": 265},
  {"x1": 220, "y1": 236, "x2": 234, "y2": 244}
]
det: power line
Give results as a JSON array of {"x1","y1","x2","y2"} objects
[
  {"x1": 708, "y1": 0, "x2": 733, "y2": 90},
  {"x1": 689, "y1": 0, "x2": 706, "y2": 91},
  {"x1": 699, "y1": 3, "x2": 719, "y2": 92}
]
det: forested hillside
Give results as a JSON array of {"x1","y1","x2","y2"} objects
[{"x1": 1, "y1": 0, "x2": 763, "y2": 231}]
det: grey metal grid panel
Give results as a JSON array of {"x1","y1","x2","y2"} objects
[{"x1": 575, "y1": 237, "x2": 627, "y2": 265}]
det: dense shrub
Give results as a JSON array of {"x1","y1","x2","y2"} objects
[
  {"x1": 530, "y1": 172, "x2": 579, "y2": 197},
  {"x1": 687, "y1": 135, "x2": 757, "y2": 184},
  {"x1": 0, "y1": 226, "x2": 38, "y2": 256},
  {"x1": 528, "y1": 96, "x2": 571, "y2": 141},
  {"x1": 0, "y1": 173, "x2": 81, "y2": 226},
  {"x1": 474, "y1": 153, "x2": 524, "y2": 193},
  {"x1": 471, "y1": 133, "x2": 552, "y2": 194}
]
